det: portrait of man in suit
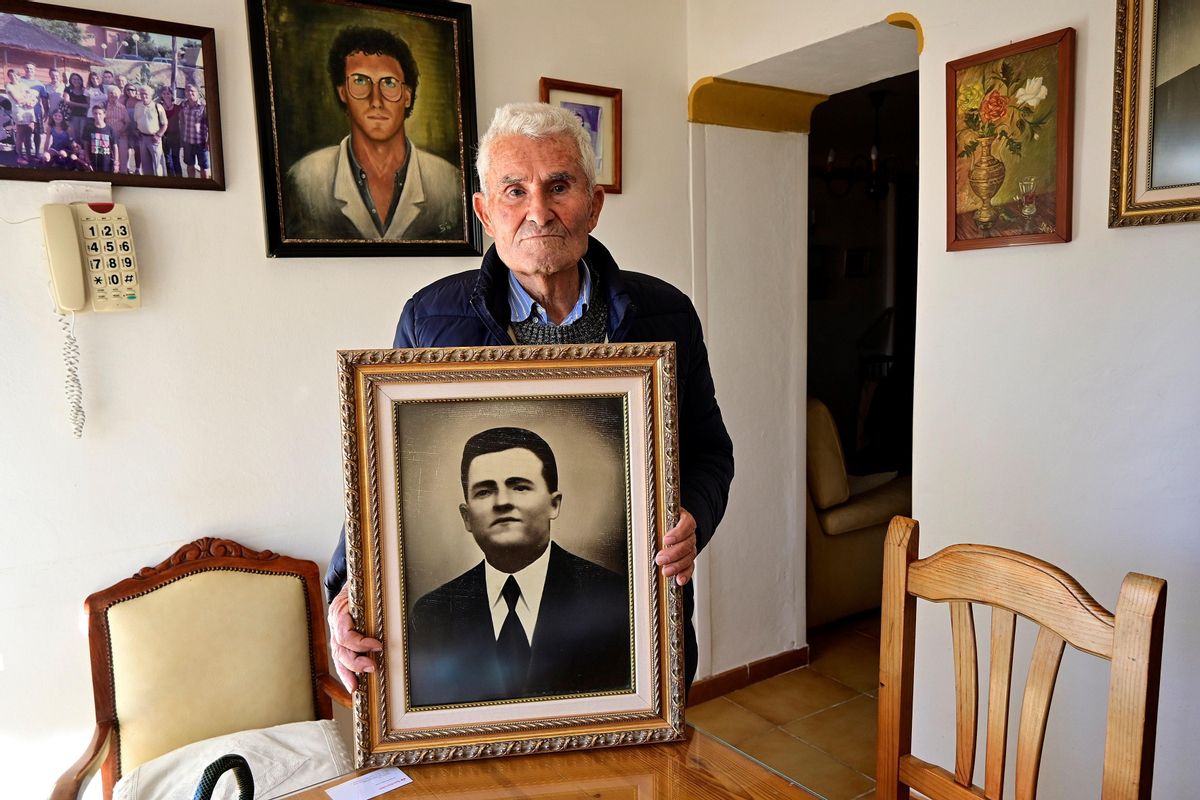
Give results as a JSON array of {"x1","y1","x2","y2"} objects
[
  {"x1": 406, "y1": 426, "x2": 632, "y2": 707},
  {"x1": 283, "y1": 25, "x2": 463, "y2": 241}
]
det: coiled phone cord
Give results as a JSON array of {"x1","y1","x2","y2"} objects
[{"x1": 58, "y1": 311, "x2": 85, "y2": 438}]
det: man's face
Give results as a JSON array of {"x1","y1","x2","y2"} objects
[
  {"x1": 24, "y1": 64, "x2": 34, "y2": 79},
  {"x1": 460, "y1": 447, "x2": 561, "y2": 563},
  {"x1": 94, "y1": 108, "x2": 106, "y2": 124},
  {"x1": 186, "y1": 85, "x2": 198, "y2": 104},
  {"x1": 49, "y1": 69, "x2": 59, "y2": 84},
  {"x1": 336, "y1": 51, "x2": 409, "y2": 143},
  {"x1": 473, "y1": 134, "x2": 604, "y2": 280},
  {"x1": 101, "y1": 71, "x2": 114, "y2": 86},
  {"x1": 139, "y1": 87, "x2": 151, "y2": 104}
]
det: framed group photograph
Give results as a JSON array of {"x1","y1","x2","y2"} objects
[
  {"x1": 245, "y1": 0, "x2": 481, "y2": 257},
  {"x1": 0, "y1": 0, "x2": 223, "y2": 189},
  {"x1": 1110, "y1": 0, "x2": 1200, "y2": 227},
  {"x1": 540, "y1": 77, "x2": 622, "y2": 194},
  {"x1": 338, "y1": 343, "x2": 685, "y2": 765},
  {"x1": 946, "y1": 28, "x2": 1075, "y2": 251}
]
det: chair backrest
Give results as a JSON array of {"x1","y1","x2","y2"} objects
[
  {"x1": 877, "y1": 517, "x2": 1166, "y2": 800},
  {"x1": 806, "y1": 397, "x2": 850, "y2": 509},
  {"x1": 86, "y1": 538, "x2": 335, "y2": 798}
]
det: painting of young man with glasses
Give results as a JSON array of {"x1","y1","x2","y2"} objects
[{"x1": 284, "y1": 26, "x2": 463, "y2": 241}]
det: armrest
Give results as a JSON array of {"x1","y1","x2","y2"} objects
[
  {"x1": 817, "y1": 475, "x2": 912, "y2": 536},
  {"x1": 319, "y1": 672, "x2": 353, "y2": 709},
  {"x1": 51, "y1": 721, "x2": 112, "y2": 800}
]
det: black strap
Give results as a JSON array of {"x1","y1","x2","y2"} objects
[{"x1": 193, "y1": 754, "x2": 254, "y2": 800}]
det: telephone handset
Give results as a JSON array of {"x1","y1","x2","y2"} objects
[
  {"x1": 40, "y1": 201, "x2": 141, "y2": 438},
  {"x1": 41, "y1": 202, "x2": 141, "y2": 313}
]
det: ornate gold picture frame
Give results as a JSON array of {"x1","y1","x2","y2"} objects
[
  {"x1": 1110, "y1": 0, "x2": 1200, "y2": 227},
  {"x1": 338, "y1": 343, "x2": 685, "y2": 766}
]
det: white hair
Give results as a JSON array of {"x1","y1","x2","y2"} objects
[{"x1": 475, "y1": 103, "x2": 596, "y2": 195}]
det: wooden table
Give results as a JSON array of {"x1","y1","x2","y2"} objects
[{"x1": 281, "y1": 727, "x2": 820, "y2": 799}]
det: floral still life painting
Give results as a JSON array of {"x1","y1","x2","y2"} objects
[{"x1": 946, "y1": 29, "x2": 1075, "y2": 250}]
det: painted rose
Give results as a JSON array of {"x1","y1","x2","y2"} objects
[
  {"x1": 980, "y1": 90, "x2": 1008, "y2": 124},
  {"x1": 958, "y1": 84, "x2": 983, "y2": 112},
  {"x1": 1014, "y1": 76, "x2": 1048, "y2": 108}
]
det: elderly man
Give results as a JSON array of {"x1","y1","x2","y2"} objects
[
  {"x1": 326, "y1": 102, "x2": 733, "y2": 696},
  {"x1": 131, "y1": 84, "x2": 167, "y2": 176},
  {"x1": 285, "y1": 25, "x2": 462, "y2": 241}
]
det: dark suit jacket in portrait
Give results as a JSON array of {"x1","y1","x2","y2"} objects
[{"x1": 406, "y1": 541, "x2": 632, "y2": 707}]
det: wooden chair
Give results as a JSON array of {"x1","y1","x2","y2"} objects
[
  {"x1": 877, "y1": 517, "x2": 1166, "y2": 800},
  {"x1": 52, "y1": 537, "x2": 352, "y2": 800}
]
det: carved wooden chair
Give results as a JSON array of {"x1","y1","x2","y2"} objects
[
  {"x1": 52, "y1": 538, "x2": 352, "y2": 800},
  {"x1": 877, "y1": 517, "x2": 1166, "y2": 800}
]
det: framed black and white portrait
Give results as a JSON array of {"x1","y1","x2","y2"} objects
[{"x1": 338, "y1": 343, "x2": 685, "y2": 766}]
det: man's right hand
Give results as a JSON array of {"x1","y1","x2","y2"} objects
[{"x1": 328, "y1": 585, "x2": 383, "y2": 692}]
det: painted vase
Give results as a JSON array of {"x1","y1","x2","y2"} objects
[{"x1": 968, "y1": 135, "x2": 1006, "y2": 228}]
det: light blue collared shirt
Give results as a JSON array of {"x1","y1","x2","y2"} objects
[{"x1": 508, "y1": 260, "x2": 593, "y2": 326}]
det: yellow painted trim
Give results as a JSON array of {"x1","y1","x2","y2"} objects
[
  {"x1": 687, "y1": 77, "x2": 827, "y2": 133},
  {"x1": 886, "y1": 12, "x2": 924, "y2": 55}
]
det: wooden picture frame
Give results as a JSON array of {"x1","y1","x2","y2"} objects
[
  {"x1": 338, "y1": 343, "x2": 685, "y2": 766},
  {"x1": 539, "y1": 77, "x2": 622, "y2": 194},
  {"x1": 0, "y1": 0, "x2": 224, "y2": 189},
  {"x1": 946, "y1": 28, "x2": 1075, "y2": 251},
  {"x1": 1109, "y1": 0, "x2": 1200, "y2": 227},
  {"x1": 245, "y1": 0, "x2": 482, "y2": 257}
]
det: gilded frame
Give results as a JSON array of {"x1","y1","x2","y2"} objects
[
  {"x1": 338, "y1": 343, "x2": 685, "y2": 766},
  {"x1": 1109, "y1": 0, "x2": 1200, "y2": 227}
]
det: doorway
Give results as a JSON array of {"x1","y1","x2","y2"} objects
[{"x1": 807, "y1": 71, "x2": 918, "y2": 479}]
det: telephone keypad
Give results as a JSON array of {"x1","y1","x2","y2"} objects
[{"x1": 72, "y1": 203, "x2": 140, "y2": 312}]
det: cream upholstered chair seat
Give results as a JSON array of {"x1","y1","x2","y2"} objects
[
  {"x1": 806, "y1": 397, "x2": 911, "y2": 628},
  {"x1": 53, "y1": 538, "x2": 351, "y2": 800}
]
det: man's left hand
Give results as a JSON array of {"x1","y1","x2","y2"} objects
[{"x1": 655, "y1": 507, "x2": 697, "y2": 585}]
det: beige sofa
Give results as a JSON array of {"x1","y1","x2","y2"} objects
[{"x1": 806, "y1": 397, "x2": 912, "y2": 629}]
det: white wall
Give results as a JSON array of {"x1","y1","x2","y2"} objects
[
  {"x1": 688, "y1": 0, "x2": 1199, "y2": 797},
  {"x1": 0, "y1": 1, "x2": 691, "y2": 795},
  {"x1": 692, "y1": 123, "x2": 808, "y2": 674}
]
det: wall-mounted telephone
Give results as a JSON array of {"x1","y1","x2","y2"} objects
[
  {"x1": 42, "y1": 202, "x2": 141, "y2": 313},
  {"x1": 40, "y1": 202, "x2": 141, "y2": 438}
]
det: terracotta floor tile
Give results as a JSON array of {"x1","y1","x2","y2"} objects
[
  {"x1": 809, "y1": 626, "x2": 880, "y2": 694},
  {"x1": 783, "y1": 695, "x2": 878, "y2": 775},
  {"x1": 738, "y1": 728, "x2": 875, "y2": 800},
  {"x1": 849, "y1": 610, "x2": 881, "y2": 640},
  {"x1": 726, "y1": 668, "x2": 858, "y2": 725},
  {"x1": 685, "y1": 696, "x2": 776, "y2": 746}
]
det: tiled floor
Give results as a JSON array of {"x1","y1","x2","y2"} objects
[{"x1": 687, "y1": 611, "x2": 881, "y2": 800}]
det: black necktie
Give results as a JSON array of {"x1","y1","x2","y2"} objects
[{"x1": 496, "y1": 575, "x2": 531, "y2": 695}]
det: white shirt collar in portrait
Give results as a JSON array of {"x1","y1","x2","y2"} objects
[{"x1": 483, "y1": 542, "x2": 553, "y2": 642}]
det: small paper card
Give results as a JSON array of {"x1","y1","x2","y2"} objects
[{"x1": 325, "y1": 767, "x2": 413, "y2": 800}]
